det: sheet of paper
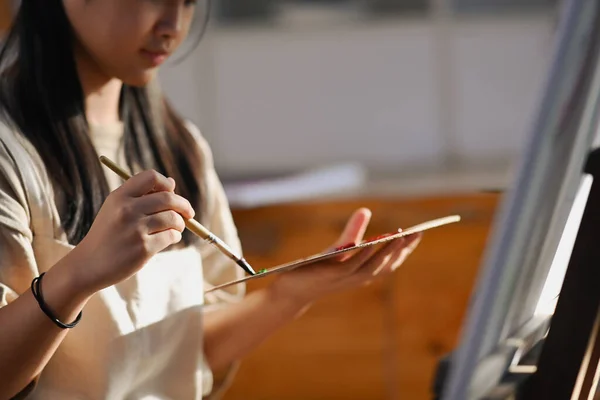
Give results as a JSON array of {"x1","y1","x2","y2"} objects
[{"x1": 205, "y1": 215, "x2": 461, "y2": 293}]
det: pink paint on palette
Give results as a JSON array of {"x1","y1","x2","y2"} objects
[{"x1": 204, "y1": 215, "x2": 461, "y2": 293}]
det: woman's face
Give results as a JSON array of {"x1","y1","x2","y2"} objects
[{"x1": 62, "y1": 0, "x2": 197, "y2": 87}]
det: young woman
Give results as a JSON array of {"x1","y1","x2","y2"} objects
[{"x1": 0, "y1": 1, "x2": 422, "y2": 398}]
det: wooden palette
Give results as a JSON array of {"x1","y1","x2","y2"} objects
[{"x1": 205, "y1": 215, "x2": 461, "y2": 293}]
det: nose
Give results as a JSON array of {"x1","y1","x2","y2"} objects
[{"x1": 155, "y1": 4, "x2": 184, "y2": 40}]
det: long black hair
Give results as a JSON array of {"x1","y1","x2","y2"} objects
[{"x1": 0, "y1": 0, "x2": 207, "y2": 247}]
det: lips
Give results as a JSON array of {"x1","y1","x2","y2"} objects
[{"x1": 140, "y1": 49, "x2": 170, "y2": 66}]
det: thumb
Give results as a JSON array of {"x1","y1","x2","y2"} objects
[{"x1": 328, "y1": 208, "x2": 372, "y2": 260}]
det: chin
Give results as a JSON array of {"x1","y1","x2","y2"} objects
[{"x1": 120, "y1": 70, "x2": 158, "y2": 88}]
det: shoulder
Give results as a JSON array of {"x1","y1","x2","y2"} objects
[
  {"x1": 0, "y1": 118, "x2": 60, "y2": 237},
  {"x1": 0, "y1": 118, "x2": 46, "y2": 174},
  {"x1": 0, "y1": 119, "x2": 23, "y2": 166},
  {"x1": 0, "y1": 119, "x2": 32, "y2": 194},
  {"x1": 0, "y1": 119, "x2": 49, "y2": 187},
  {"x1": 0, "y1": 119, "x2": 35, "y2": 233},
  {"x1": 183, "y1": 120, "x2": 215, "y2": 169}
]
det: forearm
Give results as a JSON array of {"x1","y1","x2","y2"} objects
[
  {"x1": 0, "y1": 256, "x2": 92, "y2": 399},
  {"x1": 203, "y1": 286, "x2": 310, "y2": 372}
]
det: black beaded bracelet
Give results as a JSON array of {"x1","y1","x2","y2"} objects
[{"x1": 31, "y1": 273, "x2": 82, "y2": 329}]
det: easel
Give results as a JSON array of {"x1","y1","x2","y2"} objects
[
  {"x1": 446, "y1": 148, "x2": 600, "y2": 400},
  {"x1": 433, "y1": 152, "x2": 600, "y2": 400},
  {"x1": 433, "y1": 0, "x2": 600, "y2": 397},
  {"x1": 518, "y1": 148, "x2": 600, "y2": 399}
]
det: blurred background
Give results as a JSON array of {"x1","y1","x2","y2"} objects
[
  {"x1": 0, "y1": 0, "x2": 562, "y2": 399},
  {"x1": 158, "y1": 0, "x2": 557, "y2": 189}
]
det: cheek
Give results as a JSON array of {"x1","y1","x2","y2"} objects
[
  {"x1": 66, "y1": 7, "x2": 150, "y2": 69},
  {"x1": 77, "y1": 22, "x2": 151, "y2": 79},
  {"x1": 85, "y1": 30, "x2": 140, "y2": 69},
  {"x1": 97, "y1": 29, "x2": 141, "y2": 64}
]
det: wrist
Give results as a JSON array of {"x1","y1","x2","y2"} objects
[
  {"x1": 267, "y1": 280, "x2": 314, "y2": 317},
  {"x1": 52, "y1": 246, "x2": 97, "y2": 302},
  {"x1": 34, "y1": 256, "x2": 93, "y2": 326}
]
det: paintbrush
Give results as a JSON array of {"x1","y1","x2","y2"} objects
[{"x1": 99, "y1": 155, "x2": 256, "y2": 276}]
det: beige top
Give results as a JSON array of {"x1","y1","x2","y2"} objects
[{"x1": 0, "y1": 120, "x2": 245, "y2": 399}]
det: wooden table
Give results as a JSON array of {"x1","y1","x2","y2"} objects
[{"x1": 223, "y1": 192, "x2": 500, "y2": 400}]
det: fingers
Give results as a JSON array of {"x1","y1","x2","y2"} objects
[
  {"x1": 405, "y1": 232, "x2": 422, "y2": 253},
  {"x1": 328, "y1": 240, "x2": 395, "y2": 278},
  {"x1": 329, "y1": 208, "x2": 372, "y2": 261},
  {"x1": 145, "y1": 229, "x2": 183, "y2": 254},
  {"x1": 120, "y1": 169, "x2": 176, "y2": 197},
  {"x1": 331, "y1": 208, "x2": 372, "y2": 248},
  {"x1": 371, "y1": 239, "x2": 409, "y2": 275},
  {"x1": 389, "y1": 233, "x2": 421, "y2": 269},
  {"x1": 136, "y1": 191, "x2": 195, "y2": 220},
  {"x1": 385, "y1": 234, "x2": 421, "y2": 272},
  {"x1": 144, "y1": 210, "x2": 186, "y2": 235},
  {"x1": 358, "y1": 239, "x2": 404, "y2": 276},
  {"x1": 142, "y1": 206, "x2": 189, "y2": 253},
  {"x1": 349, "y1": 233, "x2": 422, "y2": 279},
  {"x1": 344, "y1": 243, "x2": 384, "y2": 272}
]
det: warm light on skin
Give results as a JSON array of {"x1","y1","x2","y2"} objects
[{"x1": 62, "y1": 0, "x2": 196, "y2": 124}]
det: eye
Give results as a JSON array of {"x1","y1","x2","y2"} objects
[{"x1": 184, "y1": 0, "x2": 197, "y2": 6}]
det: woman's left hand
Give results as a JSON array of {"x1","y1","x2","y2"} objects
[{"x1": 269, "y1": 207, "x2": 422, "y2": 307}]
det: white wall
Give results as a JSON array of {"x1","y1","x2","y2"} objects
[
  {"x1": 159, "y1": 13, "x2": 556, "y2": 177},
  {"x1": 450, "y1": 17, "x2": 554, "y2": 162}
]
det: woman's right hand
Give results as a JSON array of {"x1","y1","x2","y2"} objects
[{"x1": 68, "y1": 169, "x2": 195, "y2": 295}]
